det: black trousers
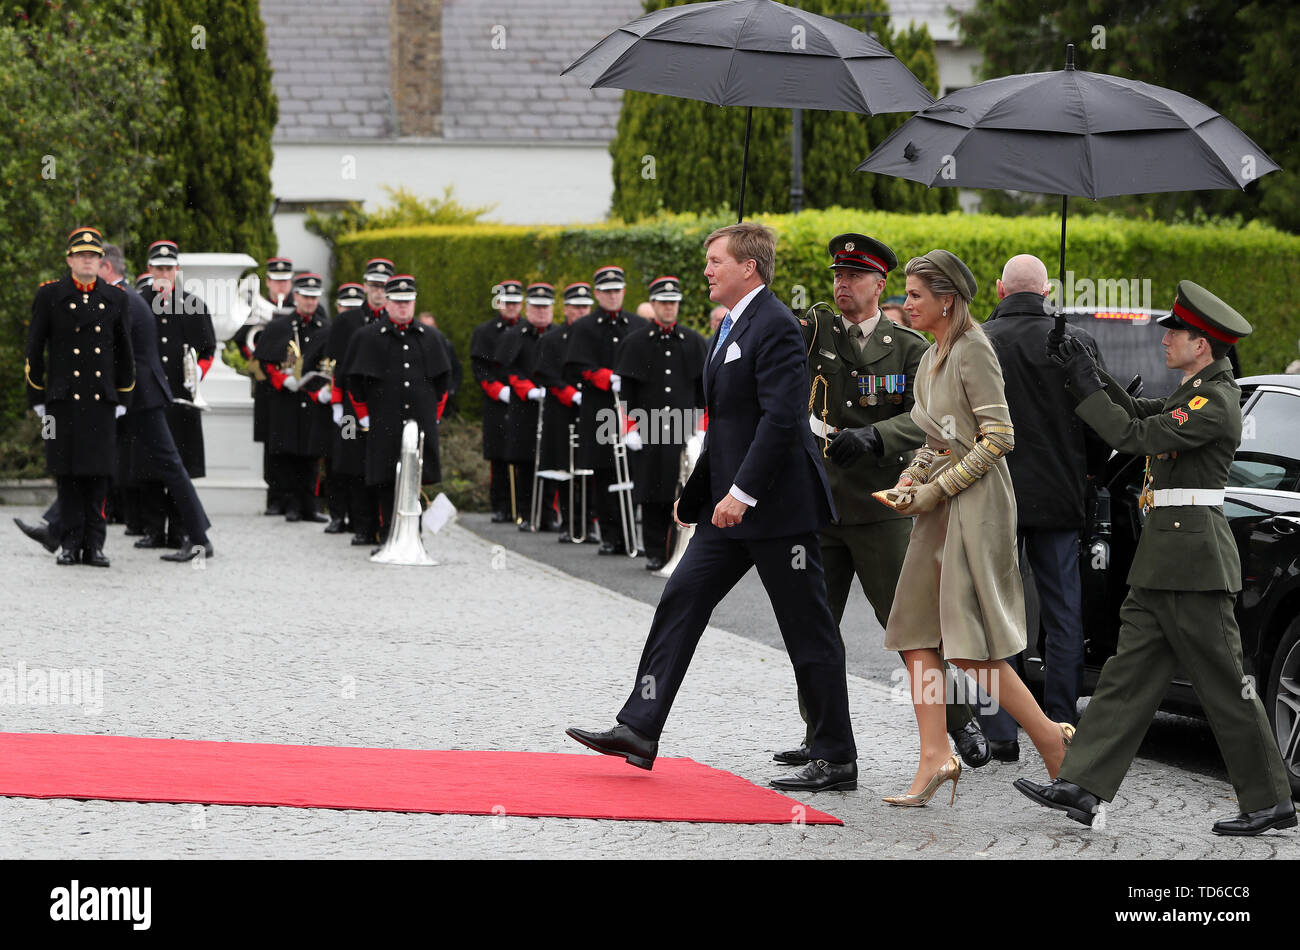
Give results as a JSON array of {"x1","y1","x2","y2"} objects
[
  {"x1": 129, "y1": 406, "x2": 211, "y2": 544},
  {"x1": 617, "y1": 523, "x2": 857, "y2": 763},
  {"x1": 489, "y1": 459, "x2": 511, "y2": 516},
  {"x1": 641, "y1": 502, "x2": 674, "y2": 562},
  {"x1": 275, "y1": 454, "x2": 319, "y2": 517},
  {"x1": 54, "y1": 475, "x2": 108, "y2": 552},
  {"x1": 325, "y1": 455, "x2": 348, "y2": 522}
]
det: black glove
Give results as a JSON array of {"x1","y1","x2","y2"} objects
[
  {"x1": 1045, "y1": 325, "x2": 1069, "y2": 364},
  {"x1": 827, "y1": 425, "x2": 880, "y2": 467},
  {"x1": 1057, "y1": 336, "x2": 1103, "y2": 401}
]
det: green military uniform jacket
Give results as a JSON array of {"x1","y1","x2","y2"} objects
[
  {"x1": 1075, "y1": 357, "x2": 1240, "y2": 592},
  {"x1": 800, "y1": 307, "x2": 928, "y2": 524}
]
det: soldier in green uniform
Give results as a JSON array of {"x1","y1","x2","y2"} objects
[
  {"x1": 1016, "y1": 281, "x2": 1296, "y2": 836},
  {"x1": 773, "y1": 233, "x2": 989, "y2": 769}
]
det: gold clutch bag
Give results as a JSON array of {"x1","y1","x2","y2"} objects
[{"x1": 871, "y1": 487, "x2": 913, "y2": 511}]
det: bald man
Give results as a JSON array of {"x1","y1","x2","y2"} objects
[{"x1": 980, "y1": 255, "x2": 1107, "y2": 757}]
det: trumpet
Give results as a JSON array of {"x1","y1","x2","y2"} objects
[
  {"x1": 609, "y1": 391, "x2": 639, "y2": 558},
  {"x1": 281, "y1": 324, "x2": 303, "y2": 379}
]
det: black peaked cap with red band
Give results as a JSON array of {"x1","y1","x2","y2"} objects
[
  {"x1": 1155, "y1": 280, "x2": 1252, "y2": 345},
  {"x1": 827, "y1": 233, "x2": 897, "y2": 276}
]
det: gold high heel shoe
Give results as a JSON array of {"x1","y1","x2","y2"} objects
[
  {"x1": 883, "y1": 754, "x2": 961, "y2": 807},
  {"x1": 1060, "y1": 722, "x2": 1076, "y2": 747}
]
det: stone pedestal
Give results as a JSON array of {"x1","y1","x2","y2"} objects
[{"x1": 178, "y1": 253, "x2": 266, "y2": 515}]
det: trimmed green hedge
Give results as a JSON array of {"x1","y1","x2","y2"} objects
[{"x1": 338, "y1": 210, "x2": 1300, "y2": 421}]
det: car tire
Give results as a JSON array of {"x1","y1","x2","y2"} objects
[{"x1": 1264, "y1": 616, "x2": 1300, "y2": 797}]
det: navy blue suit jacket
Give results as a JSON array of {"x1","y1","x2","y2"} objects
[
  {"x1": 678, "y1": 286, "x2": 835, "y2": 538},
  {"x1": 118, "y1": 280, "x2": 172, "y2": 411}
]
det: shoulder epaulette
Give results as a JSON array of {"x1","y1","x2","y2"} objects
[
  {"x1": 40, "y1": 279, "x2": 56, "y2": 287},
  {"x1": 896, "y1": 324, "x2": 929, "y2": 342}
]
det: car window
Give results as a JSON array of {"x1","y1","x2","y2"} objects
[{"x1": 1231, "y1": 390, "x2": 1300, "y2": 492}]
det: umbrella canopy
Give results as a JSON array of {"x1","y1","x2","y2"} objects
[
  {"x1": 564, "y1": 0, "x2": 935, "y2": 219},
  {"x1": 856, "y1": 45, "x2": 1279, "y2": 326},
  {"x1": 857, "y1": 59, "x2": 1277, "y2": 197}
]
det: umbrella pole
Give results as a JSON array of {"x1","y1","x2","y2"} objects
[
  {"x1": 737, "y1": 106, "x2": 753, "y2": 222},
  {"x1": 1055, "y1": 194, "x2": 1069, "y2": 336}
]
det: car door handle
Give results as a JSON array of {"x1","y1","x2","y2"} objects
[{"x1": 1268, "y1": 514, "x2": 1300, "y2": 535}]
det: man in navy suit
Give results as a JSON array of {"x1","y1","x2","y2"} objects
[{"x1": 567, "y1": 223, "x2": 858, "y2": 791}]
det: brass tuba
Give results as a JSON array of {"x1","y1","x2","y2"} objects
[{"x1": 370, "y1": 421, "x2": 437, "y2": 566}]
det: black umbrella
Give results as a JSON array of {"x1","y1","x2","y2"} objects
[
  {"x1": 563, "y1": 0, "x2": 934, "y2": 220},
  {"x1": 857, "y1": 45, "x2": 1279, "y2": 328}
]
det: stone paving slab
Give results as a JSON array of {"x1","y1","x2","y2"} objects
[{"x1": 0, "y1": 510, "x2": 1295, "y2": 859}]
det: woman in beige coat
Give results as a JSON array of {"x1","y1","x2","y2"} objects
[{"x1": 881, "y1": 250, "x2": 1073, "y2": 806}]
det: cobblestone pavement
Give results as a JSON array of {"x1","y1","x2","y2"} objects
[{"x1": 0, "y1": 509, "x2": 1295, "y2": 859}]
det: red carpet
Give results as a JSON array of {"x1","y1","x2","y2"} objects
[{"x1": 0, "y1": 733, "x2": 842, "y2": 824}]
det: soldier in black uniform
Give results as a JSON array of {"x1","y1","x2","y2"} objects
[
  {"x1": 255, "y1": 272, "x2": 333, "y2": 522},
  {"x1": 565, "y1": 265, "x2": 639, "y2": 554},
  {"x1": 24, "y1": 227, "x2": 135, "y2": 566},
  {"x1": 136, "y1": 239, "x2": 216, "y2": 548},
  {"x1": 321, "y1": 281, "x2": 366, "y2": 534},
  {"x1": 471, "y1": 279, "x2": 523, "y2": 522},
  {"x1": 232, "y1": 256, "x2": 294, "y2": 516},
  {"x1": 329, "y1": 258, "x2": 393, "y2": 545},
  {"x1": 344, "y1": 274, "x2": 451, "y2": 541},
  {"x1": 534, "y1": 282, "x2": 594, "y2": 542},
  {"x1": 497, "y1": 282, "x2": 558, "y2": 529},
  {"x1": 614, "y1": 276, "x2": 708, "y2": 570}
]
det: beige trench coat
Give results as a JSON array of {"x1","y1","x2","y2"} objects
[{"x1": 884, "y1": 327, "x2": 1027, "y2": 660}]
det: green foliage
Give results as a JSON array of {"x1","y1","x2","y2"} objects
[
  {"x1": 427, "y1": 418, "x2": 490, "y2": 512},
  {"x1": 0, "y1": 0, "x2": 178, "y2": 469},
  {"x1": 140, "y1": 0, "x2": 277, "y2": 264},
  {"x1": 955, "y1": 0, "x2": 1300, "y2": 232},
  {"x1": 608, "y1": 0, "x2": 957, "y2": 220},
  {"x1": 305, "y1": 186, "x2": 496, "y2": 249},
  {"x1": 334, "y1": 210, "x2": 1300, "y2": 434}
]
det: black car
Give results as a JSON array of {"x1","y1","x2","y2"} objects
[{"x1": 1020, "y1": 369, "x2": 1300, "y2": 796}]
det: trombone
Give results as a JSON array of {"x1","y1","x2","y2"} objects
[
  {"x1": 609, "y1": 391, "x2": 639, "y2": 558},
  {"x1": 567, "y1": 423, "x2": 593, "y2": 542},
  {"x1": 528, "y1": 399, "x2": 546, "y2": 531}
]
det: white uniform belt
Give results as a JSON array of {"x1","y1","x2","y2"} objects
[
  {"x1": 809, "y1": 415, "x2": 839, "y2": 439},
  {"x1": 1151, "y1": 488, "x2": 1225, "y2": 507}
]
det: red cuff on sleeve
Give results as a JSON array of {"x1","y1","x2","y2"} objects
[
  {"x1": 481, "y1": 380, "x2": 506, "y2": 400},
  {"x1": 437, "y1": 392, "x2": 448, "y2": 421},
  {"x1": 266, "y1": 363, "x2": 289, "y2": 390},
  {"x1": 330, "y1": 382, "x2": 343, "y2": 404},
  {"x1": 197, "y1": 356, "x2": 212, "y2": 378},
  {"x1": 699, "y1": 409, "x2": 709, "y2": 432},
  {"x1": 349, "y1": 393, "x2": 369, "y2": 418},
  {"x1": 510, "y1": 374, "x2": 537, "y2": 400},
  {"x1": 553, "y1": 385, "x2": 579, "y2": 407},
  {"x1": 582, "y1": 368, "x2": 613, "y2": 391}
]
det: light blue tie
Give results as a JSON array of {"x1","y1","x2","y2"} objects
[{"x1": 713, "y1": 310, "x2": 733, "y2": 356}]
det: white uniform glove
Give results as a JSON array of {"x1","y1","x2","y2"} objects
[
  {"x1": 332, "y1": 404, "x2": 344, "y2": 426},
  {"x1": 610, "y1": 373, "x2": 622, "y2": 394},
  {"x1": 528, "y1": 387, "x2": 545, "y2": 402},
  {"x1": 283, "y1": 375, "x2": 300, "y2": 393},
  {"x1": 316, "y1": 385, "x2": 332, "y2": 404},
  {"x1": 359, "y1": 414, "x2": 370, "y2": 430},
  {"x1": 497, "y1": 387, "x2": 511, "y2": 404},
  {"x1": 114, "y1": 405, "x2": 127, "y2": 419},
  {"x1": 33, "y1": 404, "x2": 45, "y2": 419},
  {"x1": 625, "y1": 429, "x2": 643, "y2": 451},
  {"x1": 572, "y1": 391, "x2": 582, "y2": 407}
]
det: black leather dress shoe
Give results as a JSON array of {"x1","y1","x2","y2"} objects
[
  {"x1": 565, "y1": 724, "x2": 657, "y2": 770},
  {"x1": 598, "y1": 541, "x2": 624, "y2": 555},
  {"x1": 301, "y1": 512, "x2": 328, "y2": 524},
  {"x1": 81, "y1": 548, "x2": 110, "y2": 568},
  {"x1": 324, "y1": 518, "x2": 347, "y2": 534},
  {"x1": 351, "y1": 532, "x2": 377, "y2": 546},
  {"x1": 773, "y1": 743, "x2": 812, "y2": 766},
  {"x1": 264, "y1": 504, "x2": 285, "y2": 517},
  {"x1": 133, "y1": 534, "x2": 167, "y2": 549},
  {"x1": 989, "y1": 739, "x2": 1020, "y2": 762},
  {"x1": 161, "y1": 539, "x2": 214, "y2": 562},
  {"x1": 769, "y1": 759, "x2": 857, "y2": 792},
  {"x1": 1013, "y1": 777, "x2": 1100, "y2": 826},
  {"x1": 284, "y1": 510, "x2": 302, "y2": 523},
  {"x1": 556, "y1": 533, "x2": 576, "y2": 544},
  {"x1": 950, "y1": 720, "x2": 992, "y2": 768},
  {"x1": 644, "y1": 556, "x2": 666, "y2": 571},
  {"x1": 123, "y1": 526, "x2": 145, "y2": 537},
  {"x1": 14, "y1": 518, "x2": 59, "y2": 553},
  {"x1": 490, "y1": 511, "x2": 511, "y2": 524},
  {"x1": 1211, "y1": 799, "x2": 1297, "y2": 836},
  {"x1": 56, "y1": 548, "x2": 80, "y2": 566}
]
